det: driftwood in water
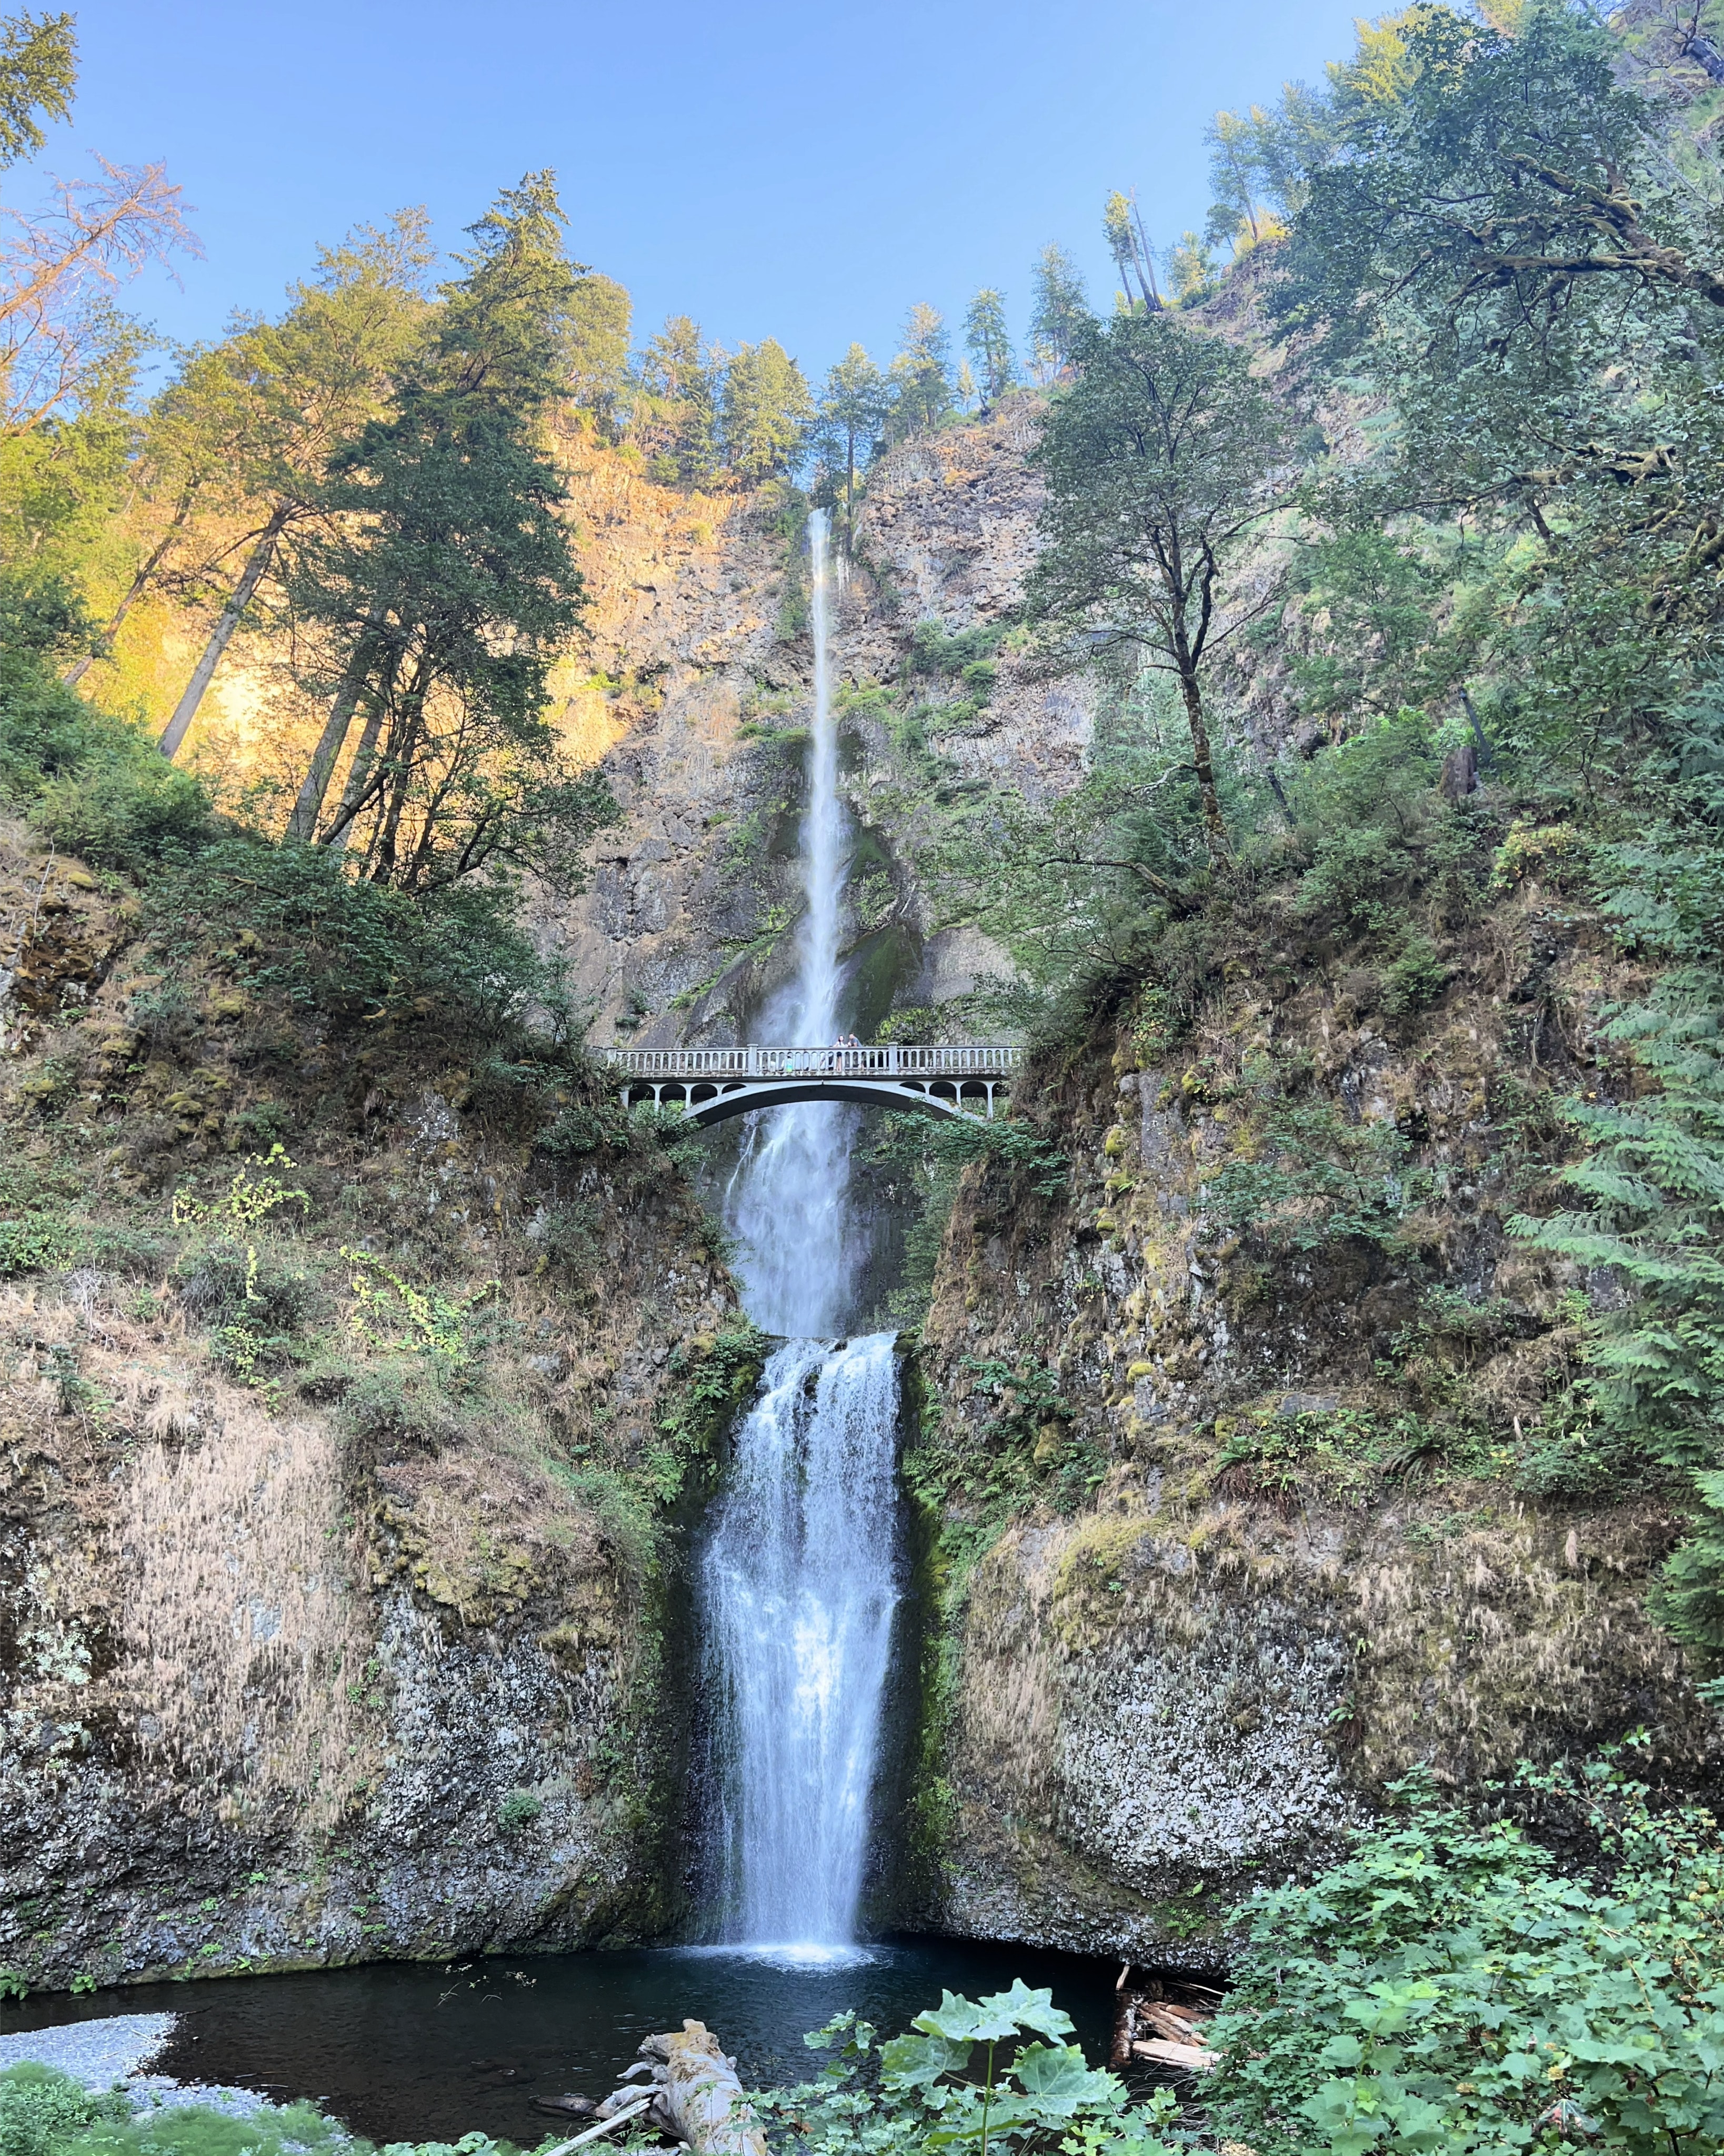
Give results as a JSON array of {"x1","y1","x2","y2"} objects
[
  {"x1": 1111, "y1": 1969, "x2": 1219, "y2": 2073},
  {"x1": 1129, "y1": 2036, "x2": 1218, "y2": 2072},
  {"x1": 596, "y1": 2021, "x2": 766, "y2": 2155}
]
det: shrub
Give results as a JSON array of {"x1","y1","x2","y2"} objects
[
  {"x1": 750, "y1": 1980, "x2": 1182, "y2": 2156},
  {"x1": 1204, "y1": 1092, "x2": 1428, "y2": 1253},
  {"x1": 0, "y1": 627, "x2": 214, "y2": 872},
  {"x1": 1207, "y1": 1752, "x2": 1724, "y2": 2156},
  {"x1": 0, "y1": 2065, "x2": 125, "y2": 2156},
  {"x1": 496, "y1": 1787, "x2": 543, "y2": 1833},
  {"x1": 145, "y1": 840, "x2": 558, "y2": 1034},
  {"x1": 536, "y1": 1202, "x2": 601, "y2": 1281}
]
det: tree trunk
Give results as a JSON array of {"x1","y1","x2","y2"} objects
[
  {"x1": 1178, "y1": 666, "x2": 1229, "y2": 862},
  {"x1": 597, "y1": 2024, "x2": 765, "y2": 2156},
  {"x1": 66, "y1": 483, "x2": 198, "y2": 687},
  {"x1": 157, "y1": 504, "x2": 291, "y2": 761},
  {"x1": 319, "y1": 702, "x2": 385, "y2": 852},
  {"x1": 286, "y1": 618, "x2": 385, "y2": 843}
]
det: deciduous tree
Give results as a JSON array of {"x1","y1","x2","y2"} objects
[{"x1": 1025, "y1": 311, "x2": 1297, "y2": 861}]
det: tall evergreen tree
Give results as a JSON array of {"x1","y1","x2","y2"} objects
[
  {"x1": 887, "y1": 302, "x2": 953, "y2": 440},
  {"x1": 155, "y1": 215, "x2": 432, "y2": 761},
  {"x1": 719, "y1": 339, "x2": 813, "y2": 483},
  {"x1": 636, "y1": 313, "x2": 719, "y2": 485},
  {"x1": 1028, "y1": 244, "x2": 1090, "y2": 383},
  {"x1": 564, "y1": 271, "x2": 631, "y2": 436},
  {"x1": 964, "y1": 287, "x2": 1016, "y2": 406},
  {"x1": 283, "y1": 173, "x2": 608, "y2": 892},
  {"x1": 815, "y1": 343, "x2": 888, "y2": 551}
]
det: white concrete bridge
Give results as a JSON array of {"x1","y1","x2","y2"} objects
[{"x1": 603, "y1": 1043, "x2": 1023, "y2": 1127}]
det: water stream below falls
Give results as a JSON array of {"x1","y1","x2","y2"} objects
[{"x1": 703, "y1": 508, "x2": 906, "y2": 1958}]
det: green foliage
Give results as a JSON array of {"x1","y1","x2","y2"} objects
[
  {"x1": 643, "y1": 1323, "x2": 769, "y2": 1502},
  {"x1": 720, "y1": 340, "x2": 814, "y2": 483},
  {"x1": 0, "y1": 1212, "x2": 78, "y2": 1277},
  {"x1": 908, "y1": 620, "x2": 1001, "y2": 680},
  {"x1": 754, "y1": 1984, "x2": 1184, "y2": 2156},
  {"x1": 1026, "y1": 305, "x2": 1298, "y2": 856},
  {"x1": 340, "y1": 1249, "x2": 496, "y2": 1379},
  {"x1": 1205, "y1": 1087, "x2": 1429, "y2": 1254},
  {"x1": 495, "y1": 1786, "x2": 543, "y2": 1833},
  {"x1": 1652, "y1": 1469, "x2": 1724, "y2": 1673},
  {"x1": 0, "y1": 625, "x2": 213, "y2": 869},
  {"x1": 636, "y1": 314, "x2": 720, "y2": 486},
  {"x1": 964, "y1": 289, "x2": 1015, "y2": 405},
  {"x1": 59, "y1": 2091, "x2": 360, "y2": 2156},
  {"x1": 146, "y1": 838, "x2": 562, "y2": 1033},
  {"x1": 888, "y1": 304, "x2": 954, "y2": 442},
  {"x1": 0, "y1": 11, "x2": 74, "y2": 169},
  {"x1": 1027, "y1": 244, "x2": 1090, "y2": 382},
  {"x1": 0, "y1": 2067, "x2": 126, "y2": 2156},
  {"x1": 1208, "y1": 1752, "x2": 1724, "y2": 2156}
]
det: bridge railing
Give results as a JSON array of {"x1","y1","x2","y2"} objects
[{"x1": 601, "y1": 1043, "x2": 1023, "y2": 1081}]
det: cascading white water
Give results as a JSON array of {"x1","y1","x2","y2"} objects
[
  {"x1": 701, "y1": 510, "x2": 902, "y2": 1961},
  {"x1": 723, "y1": 509, "x2": 858, "y2": 1337},
  {"x1": 699, "y1": 1333, "x2": 900, "y2": 1954}
]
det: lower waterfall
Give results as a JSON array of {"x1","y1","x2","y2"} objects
[
  {"x1": 700, "y1": 508, "x2": 904, "y2": 1958},
  {"x1": 698, "y1": 1333, "x2": 901, "y2": 1955}
]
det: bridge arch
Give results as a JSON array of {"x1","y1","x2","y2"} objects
[
  {"x1": 637, "y1": 1078, "x2": 995, "y2": 1128},
  {"x1": 602, "y1": 1043, "x2": 1021, "y2": 1128}
]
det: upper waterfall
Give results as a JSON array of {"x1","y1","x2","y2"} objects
[{"x1": 721, "y1": 508, "x2": 859, "y2": 1336}]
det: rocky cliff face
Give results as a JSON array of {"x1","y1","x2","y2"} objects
[
  {"x1": 534, "y1": 403, "x2": 1093, "y2": 1044},
  {"x1": 0, "y1": 816, "x2": 752, "y2": 1990},
  {"x1": 902, "y1": 871, "x2": 1717, "y2": 1965}
]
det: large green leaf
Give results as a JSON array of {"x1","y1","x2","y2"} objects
[
  {"x1": 910, "y1": 1990, "x2": 1021, "y2": 2044},
  {"x1": 1009, "y1": 2042, "x2": 1120, "y2": 2117},
  {"x1": 978, "y1": 1980, "x2": 1073, "y2": 2042},
  {"x1": 879, "y1": 2029, "x2": 973, "y2": 2090}
]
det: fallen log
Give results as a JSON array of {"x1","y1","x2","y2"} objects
[
  {"x1": 1138, "y1": 2002, "x2": 1208, "y2": 2044},
  {"x1": 598, "y1": 2022, "x2": 766, "y2": 2156},
  {"x1": 1130, "y1": 2037, "x2": 1218, "y2": 2073}
]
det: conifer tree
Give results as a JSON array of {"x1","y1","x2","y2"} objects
[
  {"x1": 815, "y1": 343, "x2": 888, "y2": 551},
  {"x1": 964, "y1": 288, "x2": 1015, "y2": 407},
  {"x1": 1028, "y1": 244, "x2": 1090, "y2": 382},
  {"x1": 155, "y1": 215, "x2": 431, "y2": 761},
  {"x1": 638, "y1": 313, "x2": 719, "y2": 485},
  {"x1": 283, "y1": 173, "x2": 606, "y2": 892},
  {"x1": 564, "y1": 271, "x2": 631, "y2": 436},
  {"x1": 887, "y1": 303, "x2": 953, "y2": 440},
  {"x1": 0, "y1": 8, "x2": 72, "y2": 166},
  {"x1": 719, "y1": 339, "x2": 813, "y2": 483}
]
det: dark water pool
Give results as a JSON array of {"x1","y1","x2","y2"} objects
[{"x1": 0, "y1": 1938, "x2": 1124, "y2": 2145}]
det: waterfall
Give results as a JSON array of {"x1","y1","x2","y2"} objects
[
  {"x1": 700, "y1": 510, "x2": 903, "y2": 1960},
  {"x1": 699, "y1": 1333, "x2": 900, "y2": 1955},
  {"x1": 722, "y1": 508, "x2": 858, "y2": 1337}
]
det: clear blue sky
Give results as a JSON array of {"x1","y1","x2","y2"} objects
[{"x1": 42, "y1": 0, "x2": 1365, "y2": 388}]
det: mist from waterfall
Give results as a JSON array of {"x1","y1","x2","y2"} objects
[{"x1": 700, "y1": 510, "x2": 903, "y2": 1962}]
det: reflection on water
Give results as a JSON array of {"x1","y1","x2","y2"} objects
[{"x1": 0, "y1": 1938, "x2": 1122, "y2": 2145}]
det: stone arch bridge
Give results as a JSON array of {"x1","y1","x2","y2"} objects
[{"x1": 602, "y1": 1043, "x2": 1023, "y2": 1127}]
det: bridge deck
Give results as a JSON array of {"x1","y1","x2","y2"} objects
[
  {"x1": 601, "y1": 1043, "x2": 1023, "y2": 1125},
  {"x1": 603, "y1": 1043, "x2": 1020, "y2": 1080}
]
